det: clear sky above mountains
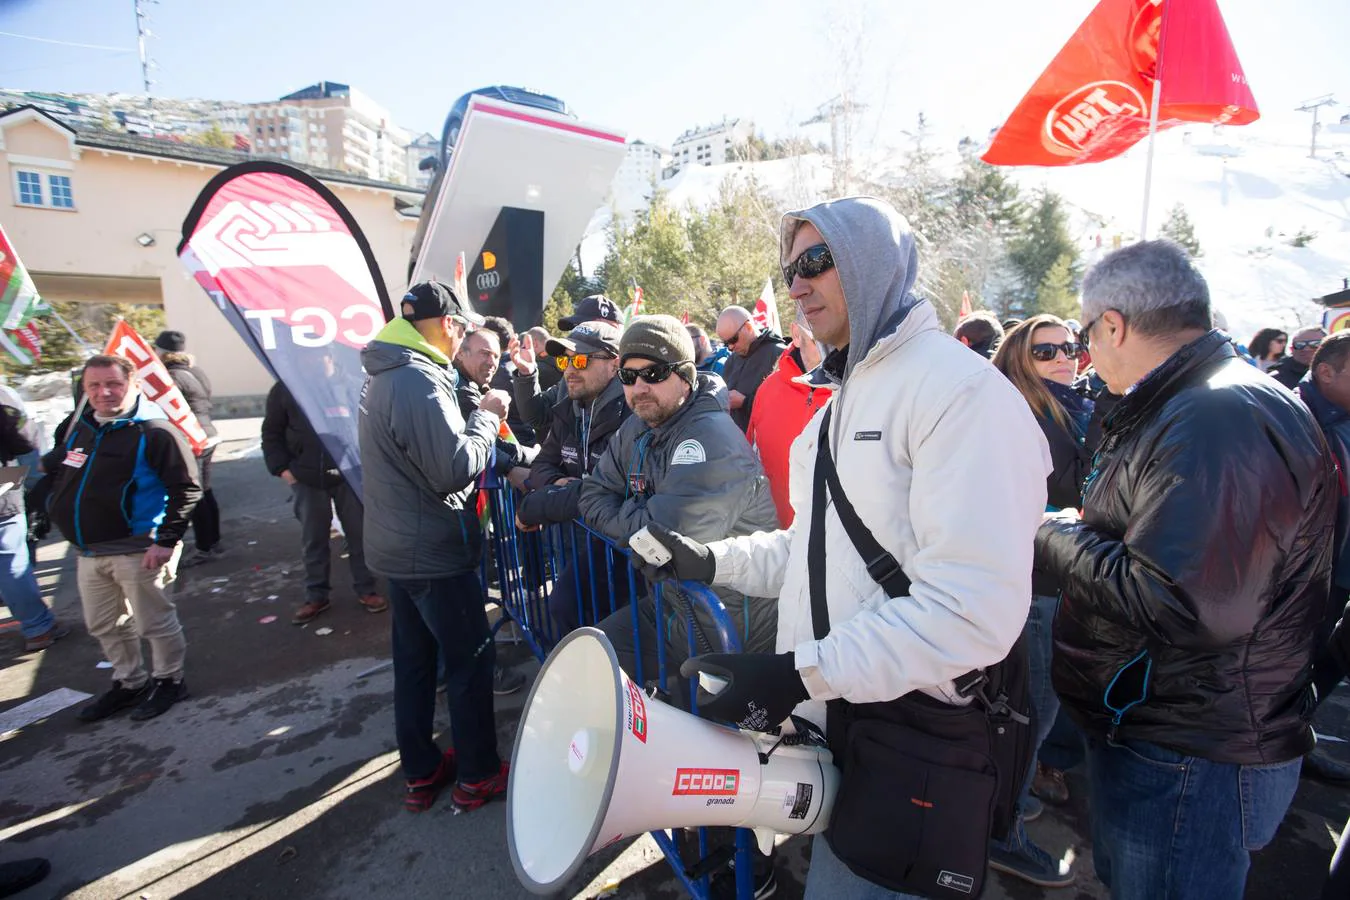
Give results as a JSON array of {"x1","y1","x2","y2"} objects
[{"x1": 2, "y1": 0, "x2": 1347, "y2": 149}]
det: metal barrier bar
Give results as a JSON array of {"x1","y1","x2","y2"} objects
[{"x1": 478, "y1": 482, "x2": 756, "y2": 900}]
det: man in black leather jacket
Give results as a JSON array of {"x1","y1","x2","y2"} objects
[{"x1": 1035, "y1": 240, "x2": 1336, "y2": 900}]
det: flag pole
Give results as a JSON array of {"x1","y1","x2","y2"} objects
[
  {"x1": 1139, "y1": 78, "x2": 1164, "y2": 240},
  {"x1": 1139, "y1": 0, "x2": 1171, "y2": 240},
  {"x1": 47, "y1": 307, "x2": 96, "y2": 357}
]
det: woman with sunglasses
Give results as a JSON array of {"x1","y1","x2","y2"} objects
[
  {"x1": 1248, "y1": 327, "x2": 1288, "y2": 373},
  {"x1": 984, "y1": 314, "x2": 1095, "y2": 887}
]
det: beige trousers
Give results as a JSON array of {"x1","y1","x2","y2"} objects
[{"x1": 77, "y1": 547, "x2": 185, "y2": 687}]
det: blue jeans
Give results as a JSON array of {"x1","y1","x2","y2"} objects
[
  {"x1": 1086, "y1": 737, "x2": 1301, "y2": 899},
  {"x1": 0, "y1": 513, "x2": 49, "y2": 638},
  {"x1": 992, "y1": 594, "x2": 1060, "y2": 852},
  {"x1": 548, "y1": 535, "x2": 635, "y2": 637},
  {"x1": 805, "y1": 835, "x2": 926, "y2": 899},
  {"x1": 389, "y1": 573, "x2": 500, "y2": 783}
]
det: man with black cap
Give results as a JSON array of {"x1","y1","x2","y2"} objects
[
  {"x1": 153, "y1": 330, "x2": 223, "y2": 567},
  {"x1": 511, "y1": 294, "x2": 623, "y2": 432},
  {"x1": 359, "y1": 280, "x2": 512, "y2": 814},
  {"x1": 576, "y1": 315, "x2": 779, "y2": 687},
  {"x1": 514, "y1": 321, "x2": 631, "y2": 634}
]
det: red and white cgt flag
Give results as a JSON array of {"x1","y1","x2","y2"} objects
[
  {"x1": 104, "y1": 319, "x2": 210, "y2": 454},
  {"x1": 178, "y1": 161, "x2": 393, "y2": 499},
  {"x1": 982, "y1": 0, "x2": 1258, "y2": 167},
  {"x1": 751, "y1": 277, "x2": 781, "y2": 335}
]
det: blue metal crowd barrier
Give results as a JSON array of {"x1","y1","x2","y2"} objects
[{"x1": 478, "y1": 479, "x2": 757, "y2": 900}]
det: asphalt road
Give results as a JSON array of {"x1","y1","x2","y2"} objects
[{"x1": 1, "y1": 421, "x2": 1347, "y2": 899}]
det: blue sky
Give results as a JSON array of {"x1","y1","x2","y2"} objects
[{"x1": 2, "y1": 0, "x2": 1347, "y2": 149}]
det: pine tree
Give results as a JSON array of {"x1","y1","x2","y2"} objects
[
  {"x1": 1036, "y1": 254, "x2": 1081, "y2": 320},
  {"x1": 1006, "y1": 189, "x2": 1079, "y2": 315},
  {"x1": 1160, "y1": 203, "x2": 1202, "y2": 257},
  {"x1": 193, "y1": 124, "x2": 233, "y2": 150}
]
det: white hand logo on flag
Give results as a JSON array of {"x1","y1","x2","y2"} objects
[{"x1": 189, "y1": 200, "x2": 379, "y2": 303}]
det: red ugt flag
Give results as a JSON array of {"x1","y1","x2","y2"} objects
[{"x1": 982, "y1": 0, "x2": 1258, "y2": 167}]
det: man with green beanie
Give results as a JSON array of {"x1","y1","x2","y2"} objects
[{"x1": 577, "y1": 314, "x2": 779, "y2": 691}]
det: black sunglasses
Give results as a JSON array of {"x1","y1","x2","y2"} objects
[
  {"x1": 782, "y1": 243, "x2": 835, "y2": 286},
  {"x1": 1293, "y1": 339, "x2": 1323, "y2": 351},
  {"x1": 1031, "y1": 342, "x2": 1084, "y2": 362},
  {"x1": 617, "y1": 362, "x2": 677, "y2": 385},
  {"x1": 1081, "y1": 316, "x2": 1102, "y2": 350}
]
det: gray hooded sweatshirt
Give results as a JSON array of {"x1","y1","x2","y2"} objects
[{"x1": 782, "y1": 195, "x2": 921, "y2": 387}]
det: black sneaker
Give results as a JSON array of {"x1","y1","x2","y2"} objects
[
  {"x1": 493, "y1": 664, "x2": 526, "y2": 696},
  {"x1": 711, "y1": 852, "x2": 777, "y2": 899},
  {"x1": 77, "y1": 680, "x2": 150, "y2": 722},
  {"x1": 129, "y1": 677, "x2": 188, "y2": 721}
]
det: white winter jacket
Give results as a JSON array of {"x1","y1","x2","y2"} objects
[{"x1": 708, "y1": 301, "x2": 1051, "y2": 729}]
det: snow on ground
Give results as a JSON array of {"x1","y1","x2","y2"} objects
[
  {"x1": 590, "y1": 123, "x2": 1349, "y2": 340},
  {"x1": 1020, "y1": 125, "x2": 1350, "y2": 340}
]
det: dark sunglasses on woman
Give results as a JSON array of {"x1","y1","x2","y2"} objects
[
  {"x1": 617, "y1": 362, "x2": 677, "y2": 385},
  {"x1": 1030, "y1": 342, "x2": 1084, "y2": 362},
  {"x1": 782, "y1": 243, "x2": 835, "y2": 286}
]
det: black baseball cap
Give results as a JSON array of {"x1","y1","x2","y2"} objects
[
  {"x1": 558, "y1": 294, "x2": 621, "y2": 330},
  {"x1": 545, "y1": 321, "x2": 622, "y2": 358},
  {"x1": 401, "y1": 281, "x2": 485, "y2": 325}
]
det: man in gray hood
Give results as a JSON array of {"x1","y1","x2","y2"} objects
[{"x1": 640, "y1": 198, "x2": 1052, "y2": 896}]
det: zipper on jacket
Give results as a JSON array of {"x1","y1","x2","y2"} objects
[
  {"x1": 1103, "y1": 648, "x2": 1152, "y2": 742},
  {"x1": 72, "y1": 427, "x2": 109, "y2": 550}
]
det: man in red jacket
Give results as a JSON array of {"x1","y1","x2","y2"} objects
[{"x1": 745, "y1": 322, "x2": 831, "y2": 527}]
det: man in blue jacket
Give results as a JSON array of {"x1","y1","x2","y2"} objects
[
  {"x1": 46, "y1": 355, "x2": 201, "y2": 722},
  {"x1": 1298, "y1": 333, "x2": 1350, "y2": 787},
  {"x1": 359, "y1": 281, "x2": 511, "y2": 814}
]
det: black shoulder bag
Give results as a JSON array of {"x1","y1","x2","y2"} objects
[{"x1": 808, "y1": 407, "x2": 1033, "y2": 899}]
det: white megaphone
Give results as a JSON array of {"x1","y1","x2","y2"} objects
[{"x1": 507, "y1": 628, "x2": 839, "y2": 895}]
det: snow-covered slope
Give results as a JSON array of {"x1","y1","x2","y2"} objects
[
  {"x1": 588, "y1": 124, "x2": 1349, "y2": 343},
  {"x1": 1021, "y1": 126, "x2": 1350, "y2": 341}
]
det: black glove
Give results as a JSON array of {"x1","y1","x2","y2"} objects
[
  {"x1": 632, "y1": 522, "x2": 715, "y2": 584},
  {"x1": 680, "y1": 652, "x2": 809, "y2": 732}
]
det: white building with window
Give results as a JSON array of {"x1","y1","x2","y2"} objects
[
  {"x1": 404, "y1": 132, "x2": 438, "y2": 191},
  {"x1": 0, "y1": 105, "x2": 422, "y2": 399},
  {"x1": 609, "y1": 139, "x2": 668, "y2": 215},
  {"x1": 669, "y1": 118, "x2": 754, "y2": 172}
]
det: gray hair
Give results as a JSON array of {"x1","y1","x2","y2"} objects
[{"x1": 1081, "y1": 240, "x2": 1211, "y2": 338}]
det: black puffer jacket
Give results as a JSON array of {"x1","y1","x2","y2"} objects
[
  {"x1": 1031, "y1": 408, "x2": 1092, "y2": 597},
  {"x1": 1036, "y1": 332, "x2": 1336, "y2": 764},
  {"x1": 162, "y1": 353, "x2": 217, "y2": 439},
  {"x1": 721, "y1": 330, "x2": 788, "y2": 432},
  {"x1": 261, "y1": 383, "x2": 342, "y2": 489},
  {"x1": 517, "y1": 376, "x2": 630, "y2": 526},
  {"x1": 453, "y1": 364, "x2": 533, "y2": 475}
]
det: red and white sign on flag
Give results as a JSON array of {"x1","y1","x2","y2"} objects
[
  {"x1": 982, "y1": 0, "x2": 1258, "y2": 167},
  {"x1": 104, "y1": 320, "x2": 210, "y2": 454},
  {"x1": 751, "y1": 277, "x2": 781, "y2": 335}
]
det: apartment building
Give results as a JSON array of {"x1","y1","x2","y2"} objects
[
  {"x1": 248, "y1": 81, "x2": 410, "y2": 185},
  {"x1": 669, "y1": 118, "x2": 753, "y2": 172}
]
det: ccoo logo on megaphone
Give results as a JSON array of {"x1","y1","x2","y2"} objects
[{"x1": 507, "y1": 628, "x2": 839, "y2": 895}]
